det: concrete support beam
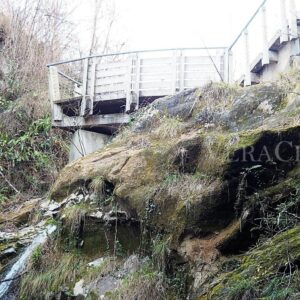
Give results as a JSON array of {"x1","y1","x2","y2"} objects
[{"x1": 52, "y1": 113, "x2": 131, "y2": 129}]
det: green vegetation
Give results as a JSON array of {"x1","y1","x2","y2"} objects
[
  {"x1": 20, "y1": 251, "x2": 86, "y2": 299},
  {"x1": 210, "y1": 226, "x2": 300, "y2": 299},
  {"x1": 30, "y1": 246, "x2": 43, "y2": 270},
  {"x1": 109, "y1": 262, "x2": 167, "y2": 300},
  {"x1": 0, "y1": 115, "x2": 68, "y2": 201}
]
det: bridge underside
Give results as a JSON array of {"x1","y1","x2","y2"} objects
[{"x1": 52, "y1": 95, "x2": 163, "y2": 134}]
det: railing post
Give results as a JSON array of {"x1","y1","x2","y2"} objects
[
  {"x1": 134, "y1": 54, "x2": 141, "y2": 110},
  {"x1": 244, "y1": 30, "x2": 251, "y2": 86},
  {"x1": 280, "y1": 0, "x2": 289, "y2": 43},
  {"x1": 89, "y1": 60, "x2": 96, "y2": 116},
  {"x1": 80, "y1": 58, "x2": 89, "y2": 116},
  {"x1": 125, "y1": 55, "x2": 134, "y2": 112},
  {"x1": 179, "y1": 50, "x2": 185, "y2": 91},
  {"x1": 261, "y1": 5, "x2": 270, "y2": 65},
  {"x1": 224, "y1": 49, "x2": 229, "y2": 83},
  {"x1": 48, "y1": 66, "x2": 62, "y2": 121},
  {"x1": 171, "y1": 51, "x2": 178, "y2": 94}
]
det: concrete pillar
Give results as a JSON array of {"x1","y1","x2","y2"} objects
[{"x1": 69, "y1": 130, "x2": 110, "y2": 162}]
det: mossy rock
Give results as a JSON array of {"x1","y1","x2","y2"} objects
[{"x1": 206, "y1": 226, "x2": 300, "y2": 299}]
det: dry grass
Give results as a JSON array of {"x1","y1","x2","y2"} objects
[
  {"x1": 110, "y1": 263, "x2": 167, "y2": 300},
  {"x1": 193, "y1": 81, "x2": 239, "y2": 118},
  {"x1": 63, "y1": 203, "x2": 89, "y2": 235},
  {"x1": 20, "y1": 246, "x2": 86, "y2": 299},
  {"x1": 163, "y1": 173, "x2": 213, "y2": 202},
  {"x1": 151, "y1": 116, "x2": 185, "y2": 140}
]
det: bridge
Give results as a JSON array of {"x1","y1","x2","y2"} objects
[
  {"x1": 48, "y1": 47, "x2": 225, "y2": 133},
  {"x1": 47, "y1": 0, "x2": 300, "y2": 160}
]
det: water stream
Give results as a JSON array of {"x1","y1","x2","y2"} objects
[{"x1": 0, "y1": 225, "x2": 57, "y2": 298}]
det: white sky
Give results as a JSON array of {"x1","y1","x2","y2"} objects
[{"x1": 70, "y1": 0, "x2": 263, "y2": 54}]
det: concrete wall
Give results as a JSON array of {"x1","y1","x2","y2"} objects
[{"x1": 69, "y1": 130, "x2": 110, "y2": 162}]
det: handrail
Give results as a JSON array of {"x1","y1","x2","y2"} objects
[
  {"x1": 228, "y1": 0, "x2": 267, "y2": 50},
  {"x1": 47, "y1": 47, "x2": 227, "y2": 67}
]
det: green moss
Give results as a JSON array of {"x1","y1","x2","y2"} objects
[{"x1": 208, "y1": 226, "x2": 300, "y2": 299}]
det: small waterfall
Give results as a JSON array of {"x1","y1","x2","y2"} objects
[{"x1": 0, "y1": 225, "x2": 57, "y2": 298}]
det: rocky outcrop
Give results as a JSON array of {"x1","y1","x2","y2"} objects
[{"x1": 15, "y1": 78, "x2": 300, "y2": 299}]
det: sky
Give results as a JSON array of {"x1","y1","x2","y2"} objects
[{"x1": 70, "y1": 0, "x2": 263, "y2": 54}]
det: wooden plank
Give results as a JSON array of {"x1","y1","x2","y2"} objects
[
  {"x1": 139, "y1": 81, "x2": 173, "y2": 90},
  {"x1": 95, "y1": 91, "x2": 126, "y2": 101},
  {"x1": 184, "y1": 73, "x2": 218, "y2": 80},
  {"x1": 140, "y1": 89, "x2": 171, "y2": 97},
  {"x1": 95, "y1": 68, "x2": 127, "y2": 78},
  {"x1": 96, "y1": 61, "x2": 128, "y2": 70},
  {"x1": 140, "y1": 65, "x2": 173, "y2": 74},
  {"x1": 140, "y1": 57, "x2": 173, "y2": 66},
  {"x1": 184, "y1": 64, "x2": 218, "y2": 72},
  {"x1": 139, "y1": 78, "x2": 174, "y2": 83},
  {"x1": 49, "y1": 66, "x2": 63, "y2": 121},
  {"x1": 80, "y1": 58, "x2": 89, "y2": 116},
  {"x1": 94, "y1": 76, "x2": 126, "y2": 86},
  {"x1": 139, "y1": 73, "x2": 173, "y2": 81},
  {"x1": 184, "y1": 56, "x2": 219, "y2": 64},
  {"x1": 95, "y1": 82, "x2": 126, "y2": 93}
]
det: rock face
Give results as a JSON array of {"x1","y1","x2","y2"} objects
[{"x1": 17, "y1": 78, "x2": 300, "y2": 299}]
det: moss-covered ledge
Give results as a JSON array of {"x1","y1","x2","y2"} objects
[{"x1": 204, "y1": 226, "x2": 300, "y2": 299}]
